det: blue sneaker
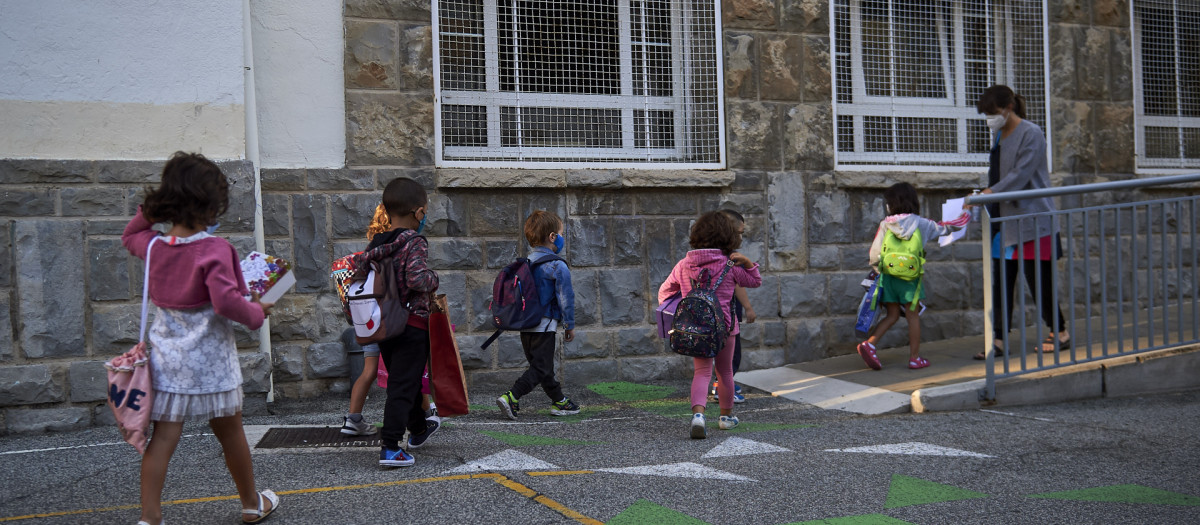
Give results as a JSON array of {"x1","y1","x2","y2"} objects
[
  {"x1": 379, "y1": 446, "x2": 414, "y2": 467},
  {"x1": 550, "y1": 397, "x2": 580, "y2": 416},
  {"x1": 732, "y1": 392, "x2": 746, "y2": 404},
  {"x1": 407, "y1": 419, "x2": 440, "y2": 450}
]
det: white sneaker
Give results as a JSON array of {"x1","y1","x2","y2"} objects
[
  {"x1": 719, "y1": 415, "x2": 740, "y2": 430},
  {"x1": 690, "y1": 413, "x2": 707, "y2": 439},
  {"x1": 340, "y1": 416, "x2": 377, "y2": 436}
]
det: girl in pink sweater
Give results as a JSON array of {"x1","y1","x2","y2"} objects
[
  {"x1": 659, "y1": 211, "x2": 762, "y2": 439},
  {"x1": 122, "y1": 152, "x2": 278, "y2": 525}
]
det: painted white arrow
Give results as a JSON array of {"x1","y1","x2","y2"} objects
[
  {"x1": 824, "y1": 442, "x2": 993, "y2": 458},
  {"x1": 702, "y1": 437, "x2": 791, "y2": 459},
  {"x1": 447, "y1": 449, "x2": 560, "y2": 473},
  {"x1": 594, "y1": 462, "x2": 754, "y2": 481}
]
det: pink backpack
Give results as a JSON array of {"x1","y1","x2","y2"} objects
[{"x1": 105, "y1": 237, "x2": 159, "y2": 454}]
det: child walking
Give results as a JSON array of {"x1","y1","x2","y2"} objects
[
  {"x1": 857, "y1": 182, "x2": 969, "y2": 370},
  {"x1": 496, "y1": 210, "x2": 582, "y2": 419},
  {"x1": 659, "y1": 211, "x2": 762, "y2": 439},
  {"x1": 341, "y1": 204, "x2": 438, "y2": 436},
  {"x1": 351, "y1": 178, "x2": 440, "y2": 467},
  {"x1": 711, "y1": 209, "x2": 754, "y2": 404},
  {"x1": 121, "y1": 152, "x2": 278, "y2": 525}
]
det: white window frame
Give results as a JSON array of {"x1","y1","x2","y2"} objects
[
  {"x1": 1132, "y1": 0, "x2": 1200, "y2": 173},
  {"x1": 433, "y1": 0, "x2": 726, "y2": 169},
  {"x1": 831, "y1": 0, "x2": 1051, "y2": 172}
]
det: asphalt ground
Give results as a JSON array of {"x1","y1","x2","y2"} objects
[{"x1": 1, "y1": 381, "x2": 1198, "y2": 525}]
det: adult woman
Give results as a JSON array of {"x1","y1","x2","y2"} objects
[{"x1": 973, "y1": 85, "x2": 1069, "y2": 359}]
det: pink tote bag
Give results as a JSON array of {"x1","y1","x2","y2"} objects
[{"x1": 104, "y1": 237, "x2": 159, "y2": 454}]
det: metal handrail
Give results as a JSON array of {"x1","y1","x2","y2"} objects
[{"x1": 965, "y1": 172, "x2": 1200, "y2": 206}]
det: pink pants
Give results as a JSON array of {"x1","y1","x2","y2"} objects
[{"x1": 691, "y1": 333, "x2": 737, "y2": 410}]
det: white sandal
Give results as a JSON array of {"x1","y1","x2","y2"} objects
[{"x1": 241, "y1": 490, "x2": 279, "y2": 524}]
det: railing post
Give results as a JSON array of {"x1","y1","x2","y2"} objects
[{"x1": 981, "y1": 207, "x2": 996, "y2": 401}]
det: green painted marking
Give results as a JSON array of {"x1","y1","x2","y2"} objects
[
  {"x1": 1029, "y1": 484, "x2": 1200, "y2": 506},
  {"x1": 884, "y1": 474, "x2": 989, "y2": 509},
  {"x1": 469, "y1": 403, "x2": 494, "y2": 413},
  {"x1": 631, "y1": 399, "x2": 694, "y2": 417},
  {"x1": 607, "y1": 499, "x2": 709, "y2": 525},
  {"x1": 477, "y1": 430, "x2": 604, "y2": 447},
  {"x1": 782, "y1": 513, "x2": 917, "y2": 525},
  {"x1": 533, "y1": 404, "x2": 614, "y2": 423},
  {"x1": 588, "y1": 381, "x2": 676, "y2": 402}
]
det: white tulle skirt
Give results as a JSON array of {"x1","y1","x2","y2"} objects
[{"x1": 150, "y1": 387, "x2": 243, "y2": 422}]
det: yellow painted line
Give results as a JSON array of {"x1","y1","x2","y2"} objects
[
  {"x1": 526, "y1": 470, "x2": 595, "y2": 476},
  {"x1": 487, "y1": 476, "x2": 602, "y2": 525}
]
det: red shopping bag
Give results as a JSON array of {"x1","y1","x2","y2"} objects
[{"x1": 429, "y1": 294, "x2": 469, "y2": 417}]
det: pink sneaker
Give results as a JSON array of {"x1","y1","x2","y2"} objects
[
  {"x1": 908, "y1": 356, "x2": 931, "y2": 369},
  {"x1": 857, "y1": 341, "x2": 882, "y2": 370}
]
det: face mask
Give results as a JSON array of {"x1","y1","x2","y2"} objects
[
  {"x1": 416, "y1": 213, "x2": 427, "y2": 234},
  {"x1": 986, "y1": 111, "x2": 1007, "y2": 132},
  {"x1": 205, "y1": 222, "x2": 220, "y2": 234},
  {"x1": 552, "y1": 232, "x2": 565, "y2": 254}
]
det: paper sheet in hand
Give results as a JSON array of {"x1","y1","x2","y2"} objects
[{"x1": 939, "y1": 198, "x2": 967, "y2": 247}]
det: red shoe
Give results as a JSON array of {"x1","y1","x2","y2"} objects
[
  {"x1": 857, "y1": 341, "x2": 882, "y2": 370},
  {"x1": 908, "y1": 356, "x2": 931, "y2": 369}
]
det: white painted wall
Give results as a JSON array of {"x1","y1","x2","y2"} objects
[
  {"x1": 0, "y1": 0, "x2": 246, "y2": 160},
  {"x1": 250, "y1": 0, "x2": 347, "y2": 168}
]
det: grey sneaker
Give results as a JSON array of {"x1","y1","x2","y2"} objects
[
  {"x1": 341, "y1": 416, "x2": 377, "y2": 436},
  {"x1": 550, "y1": 397, "x2": 580, "y2": 416},
  {"x1": 690, "y1": 413, "x2": 707, "y2": 439},
  {"x1": 497, "y1": 391, "x2": 519, "y2": 420}
]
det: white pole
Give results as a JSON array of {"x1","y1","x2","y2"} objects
[{"x1": 243, "y1": 0, "x2": 274, "y2": 403}]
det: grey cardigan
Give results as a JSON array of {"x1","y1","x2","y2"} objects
[{"x1": 992, "y1": 119, "x2": 1058, "y2": 247}]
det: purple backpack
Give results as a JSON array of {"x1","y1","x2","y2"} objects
[
  {"x1": 481, "y1": 255, "x2": 563, "y2": 349},
  {"x1": 668, "y1": 260, "x2": 735, "y2": 358}
]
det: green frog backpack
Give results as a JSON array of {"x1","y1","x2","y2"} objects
[{"x1": 873, "y1": 228, "x2": 924, "y2": 310}]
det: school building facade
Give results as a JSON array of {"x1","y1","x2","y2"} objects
[{"x1": 0, "y1": 0, "x2": 1195, "y2": 432}]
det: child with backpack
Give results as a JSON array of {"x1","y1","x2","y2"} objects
[
  {"x1": 659, "y1": 211, "x2": 762, "y2": 439},
  {"x1": 121, "y1": 152, "x2": 278, "y2": 525},
  {"x1": 857, "y1": 182, "x2": 970, "y2": 370},
  {"x1": 496, "y1": 210, "x2": 581, "y2": 419},
  {"x1": 350, "y1": 178, "x2": 440, "y2": 467}
]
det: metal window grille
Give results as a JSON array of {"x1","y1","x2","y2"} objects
[
  {"x1": 1133, "y1": 0, "x2": 1200, "y2": 170},
  {"x1": 434, "y1": 0, "x2": 725, "y2": 168},
  {"x1": 832, "y1": 0, "x2": 1049, "y2": 171}
]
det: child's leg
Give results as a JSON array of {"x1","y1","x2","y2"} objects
[
  {"x1": 348, "y1": 355, "x2": 379, "y2": 415},
  {"x1": 139, "y1": 420, "x2": 184, "y2": 524},
  {"x1": 691, "y1": 357, "x2": 714, "y2": 413},
  {"x1": 904, "y1": 304, "x2": 922, "y2": 359},
  {"x1": 517, "y1": 332, "x2": 564, "y2": 402},
  {"x1": 379, "y1": 329, "x2": 431, "y2": 449},
  {"x1": 209, "y1": 412, "x2": 269, "y2": 518},
  {"x1": 867, "y1": 303, "x2": 902, "y2": 345},
  {"x1": 715, "y1": 333, "x2": 736, "y2": 416}
]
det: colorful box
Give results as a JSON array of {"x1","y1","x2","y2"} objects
[
  {"x1": 240, "y1": 252, "x2": 295, "y2": 304},
  {"x1": 655, "y1": 293, "x2": 683, "y2": 339}
]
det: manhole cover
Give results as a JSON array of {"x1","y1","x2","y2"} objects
[{"x1": 255, "y1": 427, "x2": 381, "y2": 449}]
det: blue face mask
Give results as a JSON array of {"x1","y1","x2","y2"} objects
[
  {"x1": 552, "y1": 231, "x2": 565, "y2": 253},
  {"x1": 415, "y1": 211, "x2": 427, "y2": 234},
  {"x1": 205, "y1": 222, "x2": 220, "y2": 235}
]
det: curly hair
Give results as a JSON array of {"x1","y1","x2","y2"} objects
[
  {"x1": 142, "y1": 152, "x2": 229, "y2": 229},
  {"x1": 367, "y1": 203, "x2": 390, "y2": 239},
  {"x1": 689, "y1": 211, "x2": 741, "y2": 254},
  {"x1": 524, "y1": 210, "x2": 562, "y2": 246}
]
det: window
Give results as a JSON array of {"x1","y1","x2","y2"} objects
[
  {"x1": 434, "y1": 0, "x2": 724, "y2": 168},
  {"x1": 1133, "y1": 0, "x2": 1200, "y2": 170},
  {"x1": 832, "y1": 0, "x2": 1049, "y2": 170}
]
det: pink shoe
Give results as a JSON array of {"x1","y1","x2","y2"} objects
[
  {"x1": 908, "y1": 356, "x2": 931, "y2": 369},
  {"x1": 857, "y1": 341, "x2": 882, "y2": 370}
]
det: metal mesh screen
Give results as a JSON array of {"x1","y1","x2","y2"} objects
[
  {"x1": 833, "y1": 0, "x2": 1049, "y2": 170},
  {"x1": 434, "y1": 0, "x2": 724, "y2": 168},
  {"x1": 1134, "y1": 0, "x2": 1200, "y2": 169}
]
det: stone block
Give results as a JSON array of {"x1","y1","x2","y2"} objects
[
  {"x1": 760, "y1": 34, "x2": 802, "y2": 101},
  {"x1": 310, "y1": 169, "x2": 375, "y2": 191},
  {"x1": 68, "y1": 361, "x2": 108, "y2": 402},
  {"x1": 565, "y1": 169, "x2": 622, "y2": 188},
  {"x1": 486, "y1": 240, "x2": 519, "y2": 269},
  {"x1": 571, "y1": 269, "x2": 599, "y2": 327},
  {"x1": 426, "y1": 191, "x2": 468, "y2": 236},
  {"x1": 617, "y1": 327, "x2": 659, "y2": 356},
  {"x1": 523, "y1": 194, "x2": 567, "y2": 222},
  {"x1": 785, "y1": 318, "x2": 828, "y2": 363},
  {"x1": 455, "y1": 334, "x2": 493, "y2": 370},
  {"x1": 61, "y1": 188, "x2": 125, "y2": 217},
  {"x1": 307, "y1": 342, "x2": 349, "y2": 379},
  {"x1": 88, "y1": 239, "x2": 130, "y2": 301},
  {"x1": 291, "y1": 194, "x2": 330, "y2": 293},
  {"x1": 673, "y1": 218, "x2": 693, "y2": 261},
  {"x1": 565, "y1": 330, "x2": 611, "y2": 359},
  {"x1": 439, "y1": 169, "x2": 565, "y2": 189},
  {"x1": 5, "y1": 407, "x2": 90, "y2": 433},
  {"x1": 808, "y1": 190, "x2": 851, "y2": 243},
  {"x1": 566, "y1": 217, "x2": 609, "y2": 267},
  {"x1": 781, "y1": 0, "x2": 828, "y2": 33},
  {"x1": 951, "y1": 241, "x2": 982, "y2": 261},
  {"x1": 495, "y1": 334, "x2": 527, "y2": 369},
  {"x1": 743, "y1": 348, "x2": 785, "y2": 370},
  {"x1": 261, "y1": 194, "x2": 290, "y2": 237},
  {"x1": 93, "y1": 404, "x2": 117, "y2": 426},
  {"x1": 0, "y1": 222, "x2": 9, "y2": 289},
  {"x1": 725, "y1": 33, "x2": 757, "y2": 99},
  {"x1": 0, "y1": 159, "x2": 92, "y2": 184},
  {"x1": 800, "y1": 35, "x2": 831, "y2": 102},
  {"x1": 399, "y1": 23, "x2": 433, "y2": 90},
  {"x1": 619, "y1": 356, "x2": 685, "y2": 382},
  {"x1": 636, "y1": 192, "x2": 699, "y2": 215},
  {"x1": 437, "y1": 272, "x2": 469, "y2": 328},
  {"x1": 469, "y1": 193, "x2": 520, "y2": 235},
  {"x1": 740, "y1": 322, "x2": 762, "y2": 346},
  {"x1": 564, "y1": 359, "x2": 620, "y2": 384},
  {"x1": 91, "y1": 303, "x2": 140, "y2": 354},
  {"x1": 240, "y1": 352, "x2": 272, "y2": 394},
  {"x1": 785, "y1": 103, "x2": 834, "y2": 171},
  {"x1": 466, "y1": 270, "x2": 498, "y2": 331},
  {"x1": 613, "y1": 218, "x2": 643, "y2": 266},
  {"x1": 600, "y1": 268, "x2": 645, "y2": 325},
  {"x1": 15, "y1": 221, "x2": 86, "y2": 358},
  {"x1": 1109, "y1": 29, "x2": 1133, "y2": 102},
  {"x1": 345, "y1": 19, "x2": 399, "y2": 89},
  {"x1": 380, "y1": 167, "x2": 436, "y2": 191},
  {"x1": 330, "y1": 193, "x2": 381, "y2": 240},
  {"x1": 726, "y1": 101, "x2": 783, "y2": 170},
  {"x1": 828, "y1": 272, "x2": 867, "y2": 318},
  {"x1": 0, "y1": 297, "x2": 11, "y2": 361},
  {"x1": 261, "y1": 169, "x2": 305, "y2": 191},
  {"x1": 1051, "y1": 99, "x2": 1095, "y2": 174},
  {"x1": 720, "y1": 192, "x2": 767, "y2": 216},
  {"x1": 272, "y1": 344, "x2": 305, "y2": 382},
  {"x1": 767, "y1": 172, "x2": 808, "y2": 271},
  {"x1": 761, "y1": 320, "x2": 787, "y2": 347},
  {"x1": 1077, "y1": 28, "x2": 1112, "y2": 101},
  {"x1": 94, "y1": 160, "x2": 159, "y2": 183},
  {"x1": 0, "y1": 190, "x2": 55, "y2": 216},
  {"x1": 468, "y1": 370, "x2": 525, "y2": 394},
  {"x1": 1050, "y1": 0, "x2": 1089, "y2": 23},
  {"x1": 0, "y1": 364, "x2": 63, "y2": 407},
  {"x1": 645, "y1": 219, "x2": 675, "y2": 285},
  {"x1": 925, "y1": 262, "x2": 971, "y2": 310},
  {"x1": 218, "y1": 161, "x2": 256, "y2": 232},
  {"x1": 1096, "y1": 104, "x2": 1134, "y2": 175},
  {"x1": 781, "y1": 273, "x2": 829, "y2": 317},
  {"x1": 851, "y1": 191, "x2": 887, "y2": 243},
  {"x1": 569, "y1": 192, "x2": 634, "y2": 216},
  {"x1": 344, "y1": 0, "x2": 430, "y2": 21},
  {"x1": 278, "y1": 294, "x2": 345, "y2": 344},
  {"x1": 346, "y1": 92, "x2": 434, "y2": 166},
  {"x1": 723, "y1": 0, "x2": 776, "y2": 29},
  {"x1": 731, "y1": 171, "x2": 766, "y2": 192},
  {"x1": 808, "y1": 244, "x2": 840, "y2": 270},
  {"x1": 1094, "y1": 0, "x2": 1128, "y2": 26},
  {"x1": 428, "y1": 238, "x2": 484, "y2": 269},
  {"x1": 1048, "y1": 25, "x2": 1078, "y2": 100}
]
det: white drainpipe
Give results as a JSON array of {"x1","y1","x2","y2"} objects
[{"x1": 243, "y1": 0, "x2": 274, "y2": 403}]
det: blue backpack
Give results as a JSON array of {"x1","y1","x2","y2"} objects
[
  {"x1": 481, "y1": 254, "x2": 563, "y2": 349},
  {"x1": 668, "y1": 260, "x2": 735, "y2": 358}
]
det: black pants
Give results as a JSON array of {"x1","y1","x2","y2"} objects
[
  {"x1": 511, "y1": 331, "x2": 563, "y2": 402},
  {"x1": 379, "y1": 326, "x2": 430, "y2": 449},
  {"x1": 732, "y1": 301, "x2": 743, "y2": 374},
  {"x1": 992, "y1": 258, "x2": 1066, "y2": 340}
]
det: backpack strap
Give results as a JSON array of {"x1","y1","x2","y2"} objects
[
  {"x1": 711, "y1": 259, "x2": 736, "y2": 289},
  {"x1": 481, "y1": 329, "x2": 503, "y2": 350}
]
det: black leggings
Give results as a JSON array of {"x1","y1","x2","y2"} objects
[{"x1": 992, "y1": 258, "x2": 1066, "y2": 340}]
